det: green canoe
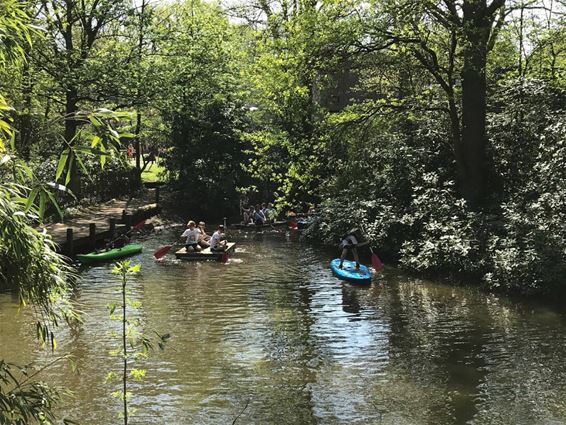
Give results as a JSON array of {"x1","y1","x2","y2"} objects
[{"x1": 77, "y1": 244, "x2": 143, "y2": 264}]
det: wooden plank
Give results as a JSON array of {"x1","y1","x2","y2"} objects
[{"x1": 175, "y1": 242, "x2": 236, "y2": 261}]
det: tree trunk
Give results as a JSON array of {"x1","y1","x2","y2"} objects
[
  {"x1": 134, "y1": 112, "x2": 143, "y2": 188},
  {"x1": 65, "y1": 87, "x2": 81, "y2": 197},
  {"x1": 459, "y1": 0, "x2": 493, "y2": 208},
  {"x1": 16, "y1": 48, "x2": 33, "y2": 160}
]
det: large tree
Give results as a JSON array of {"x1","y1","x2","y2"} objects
[
  {"x1": 356, "y1": 0, "x2": 507, "y2": 207},
  {"x1": 36, "y1": 0, "x2": 129, "y2": 195}
]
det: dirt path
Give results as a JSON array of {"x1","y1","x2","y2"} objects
[{"x1": 44, "y1": 189, "x2": 157, "y2": 245}]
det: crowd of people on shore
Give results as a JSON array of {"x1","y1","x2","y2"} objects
[
  {"x1": 180, "y1": 221, "x2": 227, "y2": 252},
  {"x1": 241, "y1": 203, "x2": 277, "y2": 225}
]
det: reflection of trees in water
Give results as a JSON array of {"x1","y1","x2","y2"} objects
[
  {"x1": 373, "y1": 277, "x2": 566, "y2": 424},
  {"x1": 375, "y1": 279, "x2": 491, "y2": 423},
  {"x1": 239, "y1": 244, "x2": 319, "y2": 424}
]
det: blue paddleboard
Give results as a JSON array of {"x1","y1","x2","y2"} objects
[{"x1": 330, "y1": 259, "x2": 372, "y2": 283}]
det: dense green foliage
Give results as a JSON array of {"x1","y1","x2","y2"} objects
[{"x1": 0, "y1": 0, "x2": 565, "y2": 422}]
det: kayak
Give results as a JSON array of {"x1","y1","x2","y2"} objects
[
  {"x1": 77, "y1": 244, "x2": 143, "y2": 264},
  {"x1": 330, "y1": 259, "x2": 372, "y2": 284}
]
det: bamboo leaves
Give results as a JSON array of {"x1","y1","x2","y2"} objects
[{"x1": 107, "y1": 261, "x2": 169, "y2": 424}]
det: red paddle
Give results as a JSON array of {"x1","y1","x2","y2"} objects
[
  {"x1": 131, "y1": 219, "x2": 146, "y2": 231},
  {"x1": 370, "y1": 248, "x2": 384, "y2": 271},
  {"x1": 221, "y1": 251, "x2": 229, "y2": 263},
  {"x1": 153, "y1": 244, "x2": 175, "y2": 259},
  {"x1": 359, "y1": 224, "x2": 384, "y2": 271}
]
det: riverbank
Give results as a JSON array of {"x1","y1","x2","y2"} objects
[{"x1": 43, "y1": 188, "x2": 160, "y2": 256}]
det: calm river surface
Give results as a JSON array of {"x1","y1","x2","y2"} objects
[{"x1": 2, "y1": 230, "x2": 566, "y2": 424}]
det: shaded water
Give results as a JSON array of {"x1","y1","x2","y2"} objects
[{"x1": 2, "y1": 230, "x2": 566, "y2": 424}]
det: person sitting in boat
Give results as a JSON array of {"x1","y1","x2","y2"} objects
[
  {"x1": 242, "y1": 207, "x2": 250, "y2": 224},
  {"x1": 339, "y1": 228, "x2": 361, "y2": 270},
  {"x1": 181, "y1": 220, "x2": 201, "y2": 252},
  {"x1": 254, "y1": 204, "x2": 266, "y2": 225},
  {"x1": 107, "y1": 234, "x2": 129, "y2": 250},
  {"x1": 242, "y1": 206, "x2": 255, "y2": 225},
  {"x1": 260, "y1": 203, "x2": 268, "y2": 221},
  {"x1": 198, "y1": 221, "x2": 211, "y2": 248},
  {"x1": 209, "y1": 225, "x2": 227, "y2": 252},
  {"x1": 264, "y1": 202, "x2": 277, "y2": 222},
  {"x1": 287, "y1": 209, "x2": 298, "y2": 229}
]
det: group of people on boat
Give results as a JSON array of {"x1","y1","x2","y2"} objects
[
  {"x1": 241, "y1": 203, "x2": 277, "y2": 225},
  {"x1": 180, "y1": 221, "x2": 227, "y2": 252}
]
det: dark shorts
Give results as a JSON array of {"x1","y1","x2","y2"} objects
[
  {"x1": 342, "y1": 243, "x2": 358, "y2": 251},
  {"x1": 185, "y1": 243, "x2": 198, "y2": 250},
  {"x1": 210, "y1": 246, "x2": 225, "y2": 252}
]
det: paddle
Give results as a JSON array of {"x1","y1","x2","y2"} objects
[
  {"x1": 106, "y1": 219, "x2": 146, "y2": 249},
  {"x1": 358, "y1": 224, "x2": 384, "y2": 272},
  {"x1": 130, "y1": 219, "x2": 147, "y2": 232},
  {"x1": 369, "y1": 246, "x2": 384, "y2": 271},
  {"x1": 153, "y1": 243, "x2": 176, "y2": 260}
]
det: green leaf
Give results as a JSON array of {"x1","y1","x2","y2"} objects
[
  {"x1": 38, "y1": 191, "x2": 46, "y2": 220},
  {"x1": 74, "y1": 151, "x2": 88, "y2": 174},
  {"x1": 45, "y1": 190, "x2": 64, "y2": 220},
  {"x1": 25, "y1": 187, "x2": 39, "y2": 211},
  {"x1": 90, "y1": 135, "x2": 101, "y2": 148},
  {"x1": 56, "y1": 150, "x2": 69, "y2": 181},
  {"x1": 128, "y1": 264, "x2": 141, "y2": 273},
  {"x1": 65, "y1": 154, "x2": 75, "y2": 185}
]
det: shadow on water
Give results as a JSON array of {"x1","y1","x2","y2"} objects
[{"x1": 1, "y1": 231, "x2": 566, "y2": 424}]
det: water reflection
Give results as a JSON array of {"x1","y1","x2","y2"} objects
[{"x1": 1, "y1": 232, "x2": 566, "y2": 424}]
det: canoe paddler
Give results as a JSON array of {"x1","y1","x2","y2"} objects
[
  {"x1": 181, "y1": 220, "x2": 201, "y2": 252},
  {"x1": 209, "y1": 225, "x2": 227, "y2": 252}
]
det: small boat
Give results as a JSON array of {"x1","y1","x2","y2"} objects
[
  {"x1": 330, "y1": 259, "x2": 372, "y2": 284},
  {"x1": 77, "y1": 244, "x2": 143, "y2": 264},
  {"x1": 230, "y1": 221, "x2": 287, "y2": 230},
  {"x1": 175, "y1": 242, "x2": 237, "y2": 261}
]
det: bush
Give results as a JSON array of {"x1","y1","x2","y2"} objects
[
  {"x1": 307, "y1": 79, "x2": 566, "y2": 296},
  {"x1": 31, "y1": 155, "x2": 136, "y2": 209}
]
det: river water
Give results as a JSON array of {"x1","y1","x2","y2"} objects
[{"x1": 1, "y1": 230, "x2": 566, "y2": 424}]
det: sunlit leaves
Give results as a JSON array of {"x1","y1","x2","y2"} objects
[
  {"x1": 55, "y1": 110, "x2": 126, "y2": 188},
  {"x1": 107, "y1": 261, "x2": 169, "y2": 421}
]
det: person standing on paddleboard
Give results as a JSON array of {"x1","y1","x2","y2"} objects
[{"x1": 339, "y1": 229, "x2": 361, "y2": 270}]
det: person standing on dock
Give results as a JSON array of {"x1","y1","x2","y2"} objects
[{"x1": 181, "y1": 221, "x2": 201, "y2": 252}]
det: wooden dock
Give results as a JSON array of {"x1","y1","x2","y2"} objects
[
  {"x1": 174, "y1": 242, "x2": 236, "y2": 261},
  {"x1": 43, "y1": 188, "x2": 161, "y2": 256}
]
